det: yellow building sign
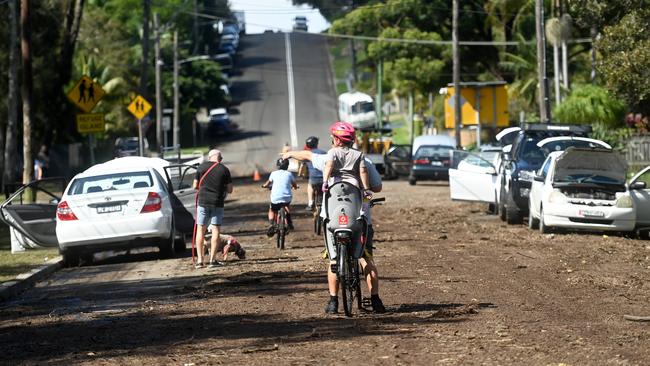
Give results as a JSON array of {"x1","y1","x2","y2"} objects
[
  {"x1": 444, "y1": 81, "x2": 509, "y2": 128},
  {"x1": 127, "y1": 95, "x2": 152, "y2": 120},
  {"x1": 66, "y1": 75, "x2": 105, "y2": 113},
  {"x1": 76, "y1": 113, "x2": 105, "y2": 133}
]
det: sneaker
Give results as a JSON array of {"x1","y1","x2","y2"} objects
[
  {"x1": 266, "y1": 225, "x2": 276, "y2": 237},
  {"x1": 325, "y1": 298, "x2": 338, "y2": 314},
  {"x1": 208, "y1": 261, "x2": 224, "y2": 269},
  {"x1": 370, "y1": 296, "x2": 386, "y2": 313},
  {"x1": 235, "y1": 248, "x2": 246, "y2": 260},
  {"x1": 306, "y1": 204, "x2": 313, "y2": 211},
  {"x1": 194, "y1": 261, "x2": 205, "y2": 269}
]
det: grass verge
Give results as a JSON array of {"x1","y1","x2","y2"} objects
[{"x1": 0, "y1": 225, "x2": 59, "y2": 283}]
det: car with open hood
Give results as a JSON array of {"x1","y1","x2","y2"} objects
[{"x1": 528, "y1": 147, "x2": 640, "y2": 233}]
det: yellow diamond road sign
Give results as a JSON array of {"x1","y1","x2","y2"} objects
[
  {"x1": 76, "y1": 113, "x2": 105, "y2": 133},
  {"x1": 127, "y1": 95, "x2": 152, "y2": 120},
  {"x1": 66, "y1": 75, "x2": 105, "y2": 113}
]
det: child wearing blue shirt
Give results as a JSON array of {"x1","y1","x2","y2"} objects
[{"x1": 261, "y1": 158, "x2": 298, "y2": 236}]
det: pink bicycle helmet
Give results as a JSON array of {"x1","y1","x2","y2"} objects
[{"x1": 329, "y1": 121, "x2": 356, "y2": 143}]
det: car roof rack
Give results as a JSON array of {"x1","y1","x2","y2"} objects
[{"x1": 521, "y1": 123, "x2": 592, "y2": 134}]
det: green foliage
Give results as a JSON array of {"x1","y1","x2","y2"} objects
[
  {"x1": 596, "y1": 7, "x2": 650, "y2": 116},
  {"x1": 553, "y1": 84, "x2": 626, "y2": 127},
  {"x1": 589, "y1": 123, "x2": 633, "y2": 152}
]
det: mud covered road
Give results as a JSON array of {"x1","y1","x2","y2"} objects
[{"x1": 1, "y1": 180, "x2": 650, "y2": 365}]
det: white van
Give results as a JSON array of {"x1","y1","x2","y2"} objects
[{"x1": 338, "y1": 91, "x2": 377, "y2": 130}]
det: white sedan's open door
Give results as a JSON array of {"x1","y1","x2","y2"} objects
[
  {"x1": 449, "y1": 151, "x2": 498, "y2": 203},
  {"x1": 629, "y1": 165, "x2": 650, "y2": 230}
]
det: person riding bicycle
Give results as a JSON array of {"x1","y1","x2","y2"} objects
[
  {"x1": 304, "y1": 136, "x2": 326, "y2": 211},
  {"x1": 261, "y1": 158, "x2": 298, "y2": 237},
  {"x1": 320, "y1": 121, "x2": 385, "y2": 314}
]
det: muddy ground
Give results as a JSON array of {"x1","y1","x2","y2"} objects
[{"x1": 1, "y1": 179, "x2": 649, "y2": 365}]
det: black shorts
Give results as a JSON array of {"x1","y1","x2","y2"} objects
[{"x1": 270, "y1": 202, "x2": 290, "y2": 212}]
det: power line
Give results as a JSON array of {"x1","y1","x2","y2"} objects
[{"x1": 184, "y1": 11, "x2": 592, "y2": 47}]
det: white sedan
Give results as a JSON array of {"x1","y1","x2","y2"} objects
[
  {"x1": 56, "y1": 158, "x2": 179, "y2": 266},
  {"x1": 528, "y1": 147, "x2": 638, "y2": 233}
]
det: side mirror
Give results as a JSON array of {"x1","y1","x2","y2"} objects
[
  {"x1": 534, "y1": 175, "x2": 545, "y2": 182},
  {"x1": 630, "y1": 181, "x2": 647, "y2": 190}
]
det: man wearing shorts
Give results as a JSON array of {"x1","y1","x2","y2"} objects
[{"x1": 192, "y1": 149, "x2": 233, "y2": 268}]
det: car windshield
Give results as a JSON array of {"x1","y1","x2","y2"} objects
[
  {"x1": 351, "y1": 101, "x2": 374, "y2": 114},
  {"x1": 556, "y1": 173, "x2": 622, "y2": 185},
  {"x1": 517, "y1": 137, "x2": 546, "y2": 165},
  {"x1": 67, "y1": 171, "x2": 153, "y2": 195},
  {"x1": 415, "y1": 145, "x2": 453, "y2": 159},
  {"x1": 540, "y1": 140, "x2": 606, "y2": 154}
]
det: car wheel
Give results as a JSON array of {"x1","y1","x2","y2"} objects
[
  {"x1": 539, "y1": 206, "x2": 551, "y2": 234},
  {"x1": 408, "y1": 177, "x2": 416, "y2": 186},
  {"x1": 506, "y1": 193, "x2": 522, "y2": 225},
  {"x1": 61, "y1": 250, "x2": 80, "y2": 268},
  {"x1": 498, "y1": 187, "x2": 507, "y2": 221},
  {"x1": 159, "y1": 220, "x2": 175, "y2": 259},
  {"x1": 528, "y1": 205, "x2": 539, "y2": 230}
]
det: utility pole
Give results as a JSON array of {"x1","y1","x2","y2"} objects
[
  {"x1": 154, "y1": 13, "x2": 163, "y2": 153},
  {"x1": 21, "y1": 0, "x2": 34, "y2": 184},
  {"x1": 4, "y1": 0, "x2": 19, "y2": 188},
  {"x1": 173, "y1": 31, "x2": 180, "y2": 149},
  {"x1": 349, "y1": 0, "x2": 357, "y2": 85},
  {"x1": 140, "y1": 0, "x2": 150, "y2": 98},
  {"x1": 193, "y1": 0, "x2": 199, "y2": 55},
  {"x1": 536, "y1": 0, "x2": 551, "y2": 123},
  {"x1": 452, "y1": 0, "x2": 461, "y2": 148},
  {"x1": 376, "y1": 59, "x2": 383, "y2": 128}
]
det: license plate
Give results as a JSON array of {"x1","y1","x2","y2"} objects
[
  {"x1": 579, "y1": 209, "x2": 604, "y2": 218},
  {"x1": 431, "y1": 161, "x2": 443, "y2": 166},
  {"x1": 97, "y1": 205, "x2": 122, "y2": 214}
]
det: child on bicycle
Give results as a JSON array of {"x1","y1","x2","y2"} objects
[{"x1": 261, "y1": 158, "x2": 298, "y2": 237}]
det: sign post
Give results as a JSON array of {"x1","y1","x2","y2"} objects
[
  {"x1": 66, "y1": 75, "x2": 106, "y2": 165},
  {"x1": 127, "y1": 95, "x2": 153, "y2": 157}
]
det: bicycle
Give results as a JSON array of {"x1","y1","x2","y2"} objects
[
  {"x1": 262, "y1": 185, "x2": 298, "y2": 250},
  {"x1": 326, "y1": 183, "x2": 386, "y2": 317}
]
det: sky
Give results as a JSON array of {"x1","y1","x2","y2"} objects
[{"x1": 229, "y1": 0, "x2": 331, "y2": 34}]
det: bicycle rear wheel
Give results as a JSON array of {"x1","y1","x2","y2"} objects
[{"x1": 277, "y1": 210, "x2": 285, "y2": 249}]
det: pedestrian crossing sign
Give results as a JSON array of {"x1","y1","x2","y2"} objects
[
  {"x1": 127, "y1": 95, "x2": 152, "y2": 120},
  {"x1": 66, "y1": 75, "x2": 105, "y2": 113}
]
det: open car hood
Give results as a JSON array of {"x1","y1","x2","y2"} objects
[{"x1": 554, "y1": 148, "x2": 627, "y2": 184}]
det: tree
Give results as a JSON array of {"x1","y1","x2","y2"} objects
[
  {"x1": 292, "y1": 0, "x2": 373, "y2": 22},
  {"x1": 21, "y1": 0, "x2": 34, "y2": 184},
  {"x1": 553, "y1": 84, "x2": 626, "y2": 127}
]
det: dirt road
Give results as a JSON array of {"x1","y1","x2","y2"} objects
[{"x1": 1, "y1": 180, "x2": 649, "y2": 365}]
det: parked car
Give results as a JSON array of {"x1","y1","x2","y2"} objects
[
  {"x1": 448, "y1": 124, "x2": 611, "y2": 223},
  {"x1": 115, "y1": 137, "x2": 149, "y2": 157},
  {"x1": 218, "y1": 43, "x2": 237, "y2": 58},
  {"x1": 213, "y1": 54, "x2": 234, "y2": 75},
  {"x1": 409, "y1": 134, "x2": 456, "y2": 185},
  {"x1": 528, "y1": 147, "x2": 638, "y2": 233},
  {"x1": 383, "y1": 144, "x2": 412, "y2": 179},
  {"x1": 498, "y1": 124, "x2": 600, "y2": 224},
  {"x1": 1, "y1": 157, "x2": 197, "y2": 266},
  {"x1": 293, "y1": 16, "x2": 308, "y2": 31},
  {"x1": 220, "y1": 33, "x2": 238, "y2": 49},
  {"x1": 208, "y1": 108, "x2": 236, "y2": 136}
]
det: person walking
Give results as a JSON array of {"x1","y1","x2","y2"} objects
[{"x1": 192, "y1": 149, "x2": 233, "y2": 268}]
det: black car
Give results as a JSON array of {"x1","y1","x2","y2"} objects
[{"x1": 500, "y1": 123, "x2": 592, "y2": 224}]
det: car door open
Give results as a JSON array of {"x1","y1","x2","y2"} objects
[
  {"x1": 449, "y1": 151, "x2": 498, "y2": 203},
  {"x1": 164, "y1": 164, "x2": 198, "y2": 234},
  {"x1": 0, "y1": 178, "x2": 67, "y2": 249},
  {"x1": 629, "y1": 165, "x2": 650, "y2": 230}
]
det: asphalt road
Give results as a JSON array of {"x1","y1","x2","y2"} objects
[{"x1": 213, "y1": 32, "x2": 337, "y2": 177}]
